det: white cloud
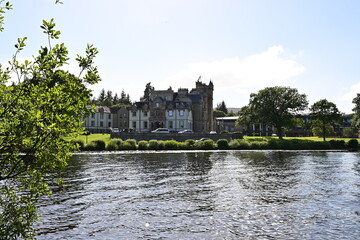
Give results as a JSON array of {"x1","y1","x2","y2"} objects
[
  {"x1": 159, "y1": 46, "x2": 305, "y2": 93},
  {"x1": 340, "y1": 82, "x2": 360, "y2": 101}
]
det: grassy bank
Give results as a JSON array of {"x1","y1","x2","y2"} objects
[{"x1": 68, "y1": 134, "x2": 359, "y2": 151}]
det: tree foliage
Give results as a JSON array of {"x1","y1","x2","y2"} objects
[
  {"x1": 0, "y1": 3, "x2": 100, "y2": 238},
  {"x1": 240, "y1": 86, "x2": 308, "y2": 139},
  {"x1": 309, "y1": 99, "x2": 341, "y2": 141},
  {"x1": 92, "y1": 88, "x2": 131, "y2": 106},
  {"x1": 351, "y1": 93, "x2": 360, "y2": 129},
  {"x1": 216, "y1": 100, "x2": 228, "y2": 114},
  {"x1": 143, "y1": 82, "x2": 154, "y2": 101}
]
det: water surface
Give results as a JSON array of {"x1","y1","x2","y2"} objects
[{"x1": 37, "y1": 151, "x2": 360, "y2": 239}]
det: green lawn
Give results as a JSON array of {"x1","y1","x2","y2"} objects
[
  {"x1": 68, "y1": 133, "x2": 111, "y2": 144},
  {"x1": 244, "y1": 136, "x2": 358, "y2": 142}
]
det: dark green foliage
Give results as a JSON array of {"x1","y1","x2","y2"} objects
[
  {"x1": 329, "y1": 140, "x2": 346, "y2": 149},
  {"x1": 346, "y1": 139, "x2": 358, "y2": 151},
  {"x1": 217, "y1": 139, "x2": 229, "y2": 149},
  {"x1": 185, "y1": 139, "x2": 196, "y2": 149},
  {"x1": 195, "y1": 139, "x2": 215, "y2": 150},
  {"x1": 138, "y1": 140, "x2": 148, "y2": 150},
  {"x1": 122, "y1": 139, "x2": 137, "y2": 150},
  {"x1": 237, "y1": 139, "x2": 251, "y2": 149},
  {"x1": 106, "y1": 139, "x2": 123, "y2": 150},
  {"x1": 164, "y1": 140, "x2": 179, "y2": 150},
  {"x1": 71, "y1": 139, "x2": 85, "y2": 150},
  {"x1": 240, "y1": 86, "x2": 308, "y2": 139},
  {"x1": 310, "y1": 99, "x2": 341, "y2": 141},
  {"x1": 148, "y1": 139, "x2": 159, "y2": 150},
  {"x1": 0, "y1": 7, "x2": 101, "y2": 238},
  {"x1": 86, "y1": 140, "x2": 106, "y2": 151}
]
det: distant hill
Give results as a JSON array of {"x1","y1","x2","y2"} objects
[{"x1": 227, "y1": 108, "x2": 240, "y2": 114}]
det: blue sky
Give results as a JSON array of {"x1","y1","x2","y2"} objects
[{"x1": 1, "y1": 0, "x2": 360, "y2": 113}]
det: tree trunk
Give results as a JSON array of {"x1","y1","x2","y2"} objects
[
  {"x1": 277, "y1": 126, "x2": 283, "y2": 140},
  {"x1": 322, "y1": 123, "x2": 326, "y2": 141}
]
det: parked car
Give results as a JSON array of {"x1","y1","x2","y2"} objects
[
  {"x1": 196, "y1": 138, "x2": 211, "y2": 142},
  {"x1": 178, "y1": 129, "x2": 194, "y2": 134},
  {"x1": 151, "y1": 128, "x2": 170, "y2": 133},
  {"x1": 111, "y1": 128, "x2": 120, "y2": 133},
  {"x1": 210, "y1": 131, "x2": 217, "y2": 134}
]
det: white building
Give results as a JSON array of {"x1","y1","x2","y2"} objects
[{"x1": 83, "y1": 106, "x2": 112, "y2": 133}]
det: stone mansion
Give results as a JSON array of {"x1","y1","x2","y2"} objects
[{"x1": 83, "y1": 79, "x2": 214, "y2": 133}]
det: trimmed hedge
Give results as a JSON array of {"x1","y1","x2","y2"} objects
[{"x1": 73, "y1": 137, "x2": 359, "y2": 151}]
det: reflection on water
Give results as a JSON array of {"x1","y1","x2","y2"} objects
[{"x1": 36, "y1": 151, "x2": 360, "y2": 239}]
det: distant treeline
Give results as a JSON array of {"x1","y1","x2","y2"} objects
[{"x1": 91, "y1": 88, "x2": 132, "y2": 107}]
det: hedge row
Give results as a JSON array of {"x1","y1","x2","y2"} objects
[{"x1": 70, "y1": 138, "x2": 359, "y2": 151}]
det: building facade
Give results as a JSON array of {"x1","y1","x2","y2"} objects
[
  {"x1": 131, "y1": 79, "x2": 213, "y2": 133},
  {"x1": 83, "y1": 106, "x2": 112, "y2": 133}
]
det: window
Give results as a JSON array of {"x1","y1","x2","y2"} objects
[
  {"x1": 168, "y1": 121, "x2": 173, "y2": 129},
  {"x1": 156, "y1": 102, "x2": 160, "y2": 108},
  {"x1": 168, "y1": 110, "x2": 173, "y2": 117},
  {"x1": 144, "y1": 121, "x2": 148, "y2": 129},
  {"x1": 156, "y1": 110, "x2": 160, "y2": 116},
  {"x1": 91, "y1": 121, "x2": 95, "y2": 127},
  {"x1": 179, "y1": 110, "x2": 185, "y2": 116},
  {"x1": 108, "y1": 122, "x2": 111, "y2": 127},
  {"x1": 144, "y1": 111, "x2": 148, "y2": 117},
  {"x1": 108, "y1": 114, "x2": 111, "y2": 119},
  {"x1": 100, "y1": 121, "x2": 103, "y2": 127},
  {"x1": 179, "y1": 120, "x2": 184, "y2": 128},
  {"x1": 91, "y1": 113, "x2": 95, "y2": 118},
  {"x1": 100, "y1": 113, "x2": 104, "y2": 119},
  {"x1": 132, "y1": 121, "x2": 136, "y2": 128},
  {"x1": 132, "y1": 111, "x2": 137, "y2": 117}
]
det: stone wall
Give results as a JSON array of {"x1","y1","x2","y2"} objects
[{"x1": 110, "y1": 132, "x2": 242, "y2": 142}]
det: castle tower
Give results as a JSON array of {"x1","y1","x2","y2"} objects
[{"x1": 190, "y1": 78, "x2": 214, "y2": 132}]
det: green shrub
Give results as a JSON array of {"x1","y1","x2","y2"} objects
[
  {"x1": 217, "y1": 139, "x2": 229, "y2": 150},
  {"x1": 196, "y1": 139, "x2": 215, "y2": 150},
  {"x1": 121, "y1": 139, "x2": 137, "y2": 150},
  {"x1": 106, "y1": 139, "x2": 123, "y2": 150},
  {"x1": 164, "y1": 140, "x2": 179, "y2": 150},
  {"x1": 158, "y1": 141, "x2": 165, "y2": 150},
  {"x1": 237, "y1": 139, "x2": 251, "y2": 149},
  {"x1": 329, "y1": 140, "x2": 346, "y2": 149},
  {"x1": 71, "y1": 139, "x2": 85, "y2": 151},
  {"x1": 85, "y1": 140, "x2": 106, "y2": 151},
  {"x1": 229, "y1": 139, "x2": 240, "y2": 149},
  {"x1": 307, "y1": 141, "x2": 331, "y2": 150},
  {"x1": 347, "y1": 139, "x2": 358, "y2": 151},
  {"x1": 177, "y1": 142, "x2": 188, "y2": 150},
  {"x1": 148, "y1": 139, "x2": 159, "y2": 150},
  {"x1": 185, "y1": 139, "x2": 196, "y2": 150},
  {"x1": 249, "y1": 141, "x2": 268, "y2": 150},
  {"x1": 138, "y1": 140, "x2": 148, "y2": 150}
]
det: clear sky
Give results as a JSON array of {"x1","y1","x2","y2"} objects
[{"x1": 1, "y1": 0, "x2": 360, "y2": 113}]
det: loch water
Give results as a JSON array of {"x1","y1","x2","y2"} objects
[{"x1": 36, "y1": 151, "x2": 360, "y2": 239}]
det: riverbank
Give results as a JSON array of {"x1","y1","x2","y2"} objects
[{"x1": 69, "y1": 134, "x2": 359, "y2": 151}]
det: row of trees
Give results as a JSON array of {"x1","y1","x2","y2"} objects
[
  {"x1": 91, "y1": 88, "x2": 131, "y2": 107},
  {"x1": 236, "y1": 86, "x2": 347, "y2": 141}
]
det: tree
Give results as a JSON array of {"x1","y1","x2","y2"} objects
[
  {"x1": 309, "y1": 99, "x2": 341, "y2": 141},
  {"x1": 351, "y1": 93, "x2": 360, "y2": 129},
  {"x1": 213, "y1": 110, "x2": 226, "y2": 118},
  {"x1": 244, "y1": 86, "x2": 308, "y2": 139},
  {"x1": 97, "y1": 88, "x2": 106, "y2": 103},
  {"x1": 143, "y1": 82, "x2": 154, "y2": 101},
  {"x1": 216, "y1": 100, "x2": 228, "y2": 114},
  {"x1": 0, "y1": 3, "x2": 100, "y2": 239}
]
